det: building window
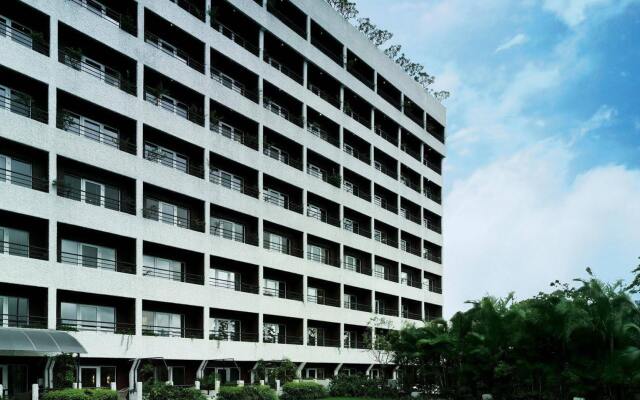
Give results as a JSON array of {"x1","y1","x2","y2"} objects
[
  {"x1": 264, "y1": 188, "x2": 287, "y2": 208},
  {"x1": 211, "y1": 318, "x2": 239, "y2": 341},
  {"x1": 264, "y1": 144, "x2": 289, "y2": 164},
  {"x1": 0, "y1": 84, "x2": 32, "y2": 117},
  {"x1": 143, "y1": 255, "x2": 185, "y2": 282},
  {"x1": 308, "y1": 244, "x2": 328, "y2": 264},
  {"x1": 63, "y1": 111, "x2": 119, "y2": 147},
  {"x1": 343, "y1": 143, "x2": 354, "y2": 156},
  {"x1": 307, "y1": 204, "x2": 325, "y2": 221},
  {"x1": 167, "y1": 366, "x2": 186, "y2": 386},
  {"x1": 59, "y1": 175, "x2": 121, "y2": 210},
  {"x1": 144, "y1": 142, "x2": 188, "y2": 173},
  {"x1": 307, "y1": 327, "x2": 325, "y2": 346},
  {"x1": 307, "y1": 163, "x2": 325, "y2": 180},
  {"x1": 344, "y1": 255, "x2": 360, "y2": 272},
  {"x1": 263, "y1": 322, "x2": 284, "y2": 343},
  {"x1": 305, "y1": 368, "x2": 325, "y2": 379},
  {"x1": 0, "y1": 226, "x2": 30, "y2": 257},
  {"x1": 61, "y1": 239, "x2": 116, "y2": 270},
  {"x1": 0, "y1": 154, "x2": 32, "y2": 188},
  {"x1": 264, "y1": 232, "x2": 289, "y2": 254},
  {"x1": 142, "y1": 310, "x2": 183, "y2": 337},
  {"x1": 307, "y1": 287, "x2": 324, "y2": 304},
  {"x1": 343, "y1": 331, "x2": 356, "y2": 348},
  {"x1": 0, "y1": 15, "x2": 33, "y2": 48},
  {"x1": 0, "y1": 296, "x2": 29, "y2": 327},
  {"x1": 79, "y1": 366, "x2": 117, "y2": 389},
  {"x1": 210, "y1": 168, "x2": 243, "y2": 192},
  {"x1": 144, "y1": 198, "x2": 190, "y2": 228},
  {"x1": 211, "y1": 269, "x2": 238, "y2": 290},
  {"x1": 263, "y1": 279, "x2": 282, "y2": 297},
  {"x1": 344, "y1": 294, "x2": 357, "y2": 310},
  {"x1": 211, "y1": 217, "x2": 245, "y2": 242},
  {"x1": 60, "y1": 302, "x2": 116, "y2": 332}
]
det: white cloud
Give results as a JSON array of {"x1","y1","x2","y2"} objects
[
  {"x1": 495, "y1": 33, "x2": 529, "y2": 53},
  {"x1": 542, "y1": 0, "x2": 640, "y2": 27},
  {"x1": 570, "y1": 104, "x2": 617, "y2": 143},
  {"x1": 443, "y1": 140, "x2": 640, "y2": 316}
]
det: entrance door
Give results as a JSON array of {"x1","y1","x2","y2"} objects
[{"x1": 81, "y1": 367, "x2": 98, "y2": 388}]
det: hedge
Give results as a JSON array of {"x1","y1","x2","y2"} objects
[
  {"x1": 145, "y1": 383, "x2": 206, "y2": 400},
  {"x1": 42, "y1": 389, "x2": 117, "y2": 400},
  {"x1": 328, "y1": 374, "x2": 398, "y2": 398},
  {"x1": 280, "y1": 381, "x2": 327, "y2": 400},
  {"x1": 217, "y1": 385, "x2": 277, "y2": 400}
]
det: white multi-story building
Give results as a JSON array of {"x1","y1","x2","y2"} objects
[{"x1": 0, "y1": 0, "x2": 445, "y2": 395}]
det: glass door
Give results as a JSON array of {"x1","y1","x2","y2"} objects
[
  {"x1": 80, "y1": 367, "x2": 98, "y2": 388},
  {"x1": 83, "y1": 179, "x2": 104, "y2": 206}
]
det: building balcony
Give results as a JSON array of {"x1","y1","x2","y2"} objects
[
  {"x1": 0, "y1": 137, "x2": 49, "y2": 193},
  {"x1": 142, "y1": 301, "x2": 203, "y2": 339},
  {"x1": 0, "y1": 210, "x2": 48, "y2": 261},
  {"x1": 0, "y1": 66, "x2": 48, "y2": 123},
  {"x1": 210, "y1": 99, "x2": 259, "y2": 149},
  {"x1": 307, "y1": 278, "x2": 341, "y2": 308},
  {"x1": 263, "y1": 315, "x2": 303, "y2": 345},
  {"x1": 0, "y1": 283, "x2": 48, "y2": 329},
  {"x1": 57, "y1": 290, "x2": 135, "y2": 334},
  {"x1": 143, "y1": 242, "x2": 204, "y2": 285},
  {"x1": 170, "y1": 0, "x2": 206, "y2": 21},
  {"x1": 266, "y1": 0, "x2": 307, "y2": 39},
  {"x1": 342, "y1": 248, "x2": 372, "y2": 276},
  {"x1": 307, "y1": 321, "x2": 341, "y2": 348},
  {"x1": 263, "y1": 268, "x2": 303, "y2": 302},
  {"x1": 66, "y1": 0, "x2": 137, "y2": 35},
  {"x1": 310, "y1": 21, "x2": 343, "y2": 66},
  {"x1": 143, "y1": 184, "x2": 206, "y2": 233},
  {"x1": 144, "y1": 68, "x2": 205, "y2": 126},
  {"x1": 0, "y1": 2, "x2": 50, "y2": 56},
  {"x1": 210, "y1": 256, "x2": 260, "y2": 295},
  {"x1": 210, "y1": 66, "x2": 259, "y2": 103},
  {"x1": 211, "y1": 1, "x2": 260, "y2": 56},
  {"x1": 263, "y1": 127, "x2": 303, "y2": 170}
]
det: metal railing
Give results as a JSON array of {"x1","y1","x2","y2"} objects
[
  {"x1": 376, "y1": 307, "x2": 399, "y2": 317},
  {"x1": 424, "y1": 218, "x2": 442, "y2": 233},
  {"x1": 210, "y1": 67, "x2": 259, "y2": 103},
  {"x1": 263, "y1": 334, "x2": 303, "y2": 345},
  {"x1": 56, "y1": 183, "x2": 136, "y2": 215},
  {"x1": 57, "y1": 318, "x2": 135, "y2": 334},
  {"x1": 427, "y1": 282, "x2": 442, "y2": 294},
  {"x1": 210, "y1": 171, "x2": 259, "y2": 198},
  {"x1": 343, "y1": 145, "x2": 370, "y2": 164},
  {"x1": 263, "y1": 98, "x2": 304, "y2": 126},
  {"x1": 307, "y1": 208, "x2": 340, "y2": 227},
  {"x1": 306, "y1": 251, "x2": 339, "y2": 267},
  {"x1": 374, "y1": 126, "x2": 398, "y2": 145},
  {"x1": 310, "y1": 38, "x2": 343, "y2": 66},
  {"x1": 375, "y1": 163, "x2": 397, "y2": 180},
  {"x1": 347, "y1": 66, "x2": 375, "y2": 89},
  {"x1": 424, "y1": 250, "x2": 442, "y2": 264},
  {"x1": 344, "y1": 337, "x2": 370, "y2": 349},
  {"x1": 144, "y1": 148, "x2": 203, "y2": 178},
  {"x1": 263, "y1": 287, "x2": 303, "y2": 301},
  {"x1": 264, "y1": 54, "x2": 303, "y2": 84},
  {"x1": 0, "y1": 240, "x2": 48, "y2": 260},
  {"x1": 374, "y1": 269, "x2": 398, "y2": 282},
  {"x1": 58, "y1": 251, "x2": 135, "y2": 273},
  {"x1": 263, "y1": 146, "x2": 303, "y2": 170},
  {"x1": 307, "y1": 124, "x2": 339, "y2": 147},
  {"x1": 375, "y1": 199, "x2": 398, "y2": 214},
  {"x1": 424, "y1": 188, "x2": 442, "y2": 204},
  {"x1": 143, "y1": 265, "x2": 204, "y2": 285},
  {"x1": 401, "y1": 143, "x2": 422, "y2": 161},
  {"x1": 0, "y1": 92, "x2": 47, "y2": 123},
  {"x1": 58, "y1": 48, "x2": 135, "y2": 94},
  {"x1": 210, "y1": 225, "x2": 259, "y2": 246},
  {"x1": 375, "y1": 235, "x2": 398, "y2": 248},
  {"x1": 405, "y1": 108, "x2": 424, "y2": 127},
  {"x1": 210, "y1": 120, "x2": 258, "y2": 149},
  {"x1": 307, "y1": 83, "x2": 340, "y2": 108},
  {"x1": 263, "y1": 239, "x2": 303, "y2": 257},
  {"x1": 142, "y1": 325, "x2": 203, "y2": 339},
  {"x1": 401, "y1": 310, "x2": 423, "y2": 321},
  {"x1": 0, "y1": 314, "x2": 47, "y2": 329},
  {"x1": 170, "y1": 0, "x2": 205, "y2": 19},
  {"x1": 401, "y1": 177, "x2": 421, "y2": 193},
  {"x1": 342, "y1": 260, "x2": 372, "y2": 276},
  {"x1": 424, "y1": 158, "x2": 442, "y2": 174},
  {"x1": 143, "y1": 88, "x2": 204, "y2": 125},
  {"x1": 0, "y1": 167, "x2": 48, "y2": 192},
  {"x1": 211, "y1": 19, "x2": 259, "y2": 55},
  {"x1": 59, "y1": 117, "x2": 136, "y2": 154},
  {"x1": 142, "y1": 207, "x2": 204, "y2": 232},
  {"x1": 209, "y1": 329, "x2": 258, "y2": 342},
  {"x1": 307, "y1": 294, "x2": 340, "y2": 307},
  {"x1": 0, "y1": 21, "x2": 49, "y2": 55},
  {"x1": 402, "y1": 243, "x2": 422, "y2": 257},
  {"x1": 402, "y1": 278, "x2": 422, "y2": 289},
  {"x1": 377, "y1": 87, "x2": 402, "y2": 110},
  {"x1": 342, "y1": 221, "x2": 371, "y2": 238},
  {"x1": 343, "y1": 107, "x2": 370, "y2": 128},
  {"x1": 66, "y1": 0, "x2": 136, "y2": 34},
  {"x1": 263, "y1": 191, "x2": 303, "y2": 213},
  {"x1": 209, "y1": 277, "x2": 259, "y2": 294},
  {"x1": 402, "y1": 211, "x2": 421, "y2": 225},
  {"x1": 308, "y1": 337, "x2": 341, "y2": 348},
  {"x1": 144, "y1": 31, "x2": 204, "y2": 72},
  {"x1": 344, "y1": 186, "x2": 371, "y2": 202},
  {"x1": 344, "y1": 301, "x2": 372, "y2": 312}
]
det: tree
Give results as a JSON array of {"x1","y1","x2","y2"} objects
[
  {"x1": 364, "y1": 316, "x2": 397, "y2": 378},
  {"x1": 325, "y1": 0, "x2": 358, "y2": 20},
  {"x1": 356, "y1": 18, "x2": 393, "y2": 47}
]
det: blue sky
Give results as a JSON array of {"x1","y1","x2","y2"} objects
[{"x1": 354, "y1": 0, "x2": 640, "y2": 314}]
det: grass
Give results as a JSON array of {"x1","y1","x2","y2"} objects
[{"x1": 322, "y1": 398, "x2": 397, "y2": 400}]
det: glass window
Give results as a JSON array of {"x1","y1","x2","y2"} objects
[
  {"x1": 0, "y1": 295, "x2": 29, "y2": 327},
  {"x1": 0, "y1": 227, "x2": 30, "y2": 257},
  {"x1": 265, "y1": 188, "x2": 287, "y2": 208},
  {"x1": 264, "y1": 279, "x2": 281, "y2": 297},
  {"x1": 263, "y1": 323, "x2": 282, "y2": 343},
  {"x1": 101, "y1": 367, "x2": 116, "y2": 387}
]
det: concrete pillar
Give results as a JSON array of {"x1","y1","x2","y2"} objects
[
  {"x1": 48, "y1": 18, "x2": 58, "y2": 127},
  {"x1": 339, "y1": 85, "x2": 345, "y2": 110},
  {"x1": 339, "y1": 321, "x2": 344, "y2": 349},
  {"x1": 202, "y1": 306, "x2": 209, "y2": 339},
  {"x1": 194, "y1": 380, "x2": 200, "y2": 390},
  {"x1": 258, "y1": 265, "x2": 264, "y2": 342},
  {"x1": 32, "y1": 384, "x2": 38, "y2": 400},
  {"x1": 47, "y1": 288, "x2": 57, "y2": 330},
  {"x1": 135, "y1": 237, "x2": 143, "y2": 277},
  {"x1": 137, "y1": 2, "x2": 144, "y2": 39},
  {"x1": 373, "y1": 72, "x2": 378, "y2": 93},
  {"x1": 370, "y1": 107, "x2": 375, "y2": 130},
  {"x1": 303, "y1": 61, "x2": 308, "y2": 89},
  {"x1": 203, "y1": 252, "x2": 211, "y2": 288},
  {"x1": 204, "y1": 199, "x2": 211, "y2": 236},
  {"x1": 258, "y1": 123, "x2": 264, "y2": 153},
  {"x1": 205, "y1": 0, "x2": 212, "y2": 24},
  {"x1": 0, "y1": 384, "x2": 3, "y2": 399},
  {"x1": 342, "y1": 46, "x2": 347, "y2": 69},
  {"x1": 400, "y1": 93, "x2": 405, "y2": 113},
  {"x1": 302, "y1": 104, "x2": 307, "y2": 129},
  {"x1": 136, "y1": 382, "x2": 143, "y2": 400},
  {"x1": 259, "y1": 28, "x2": 265, "y2": 60},
  {"x1": 333, "y1": 363, "x2": 342, "y2": 376},
  {"x1": 302, "y1": 317, "x2": 308, "y2": 345},
  {"x1": 237, "y1": 380, "x2": 244, "y2": 387},
  {"x1": 305, "y1": 16, "x2": 311, "y2": 41},
  {"x1": 135, "y1": 297, "x2": 143, "y2": 336},
  {"x1": 110, "y1": 382, "x2": 117, "y2": 391},
  {"x1": 302, "y1": 275, "x2": 308, "y2": 303}
]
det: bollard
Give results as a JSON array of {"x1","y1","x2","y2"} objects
[
  {"x1": 215, "y1": 380, "x2": 221, "y2": 392},
  {"x1": 136, "y1": 382, "x2": 143, "y2": 400},
  {"x1": 259, "y1": 380, "x2": 264, "y2": 386},
  {"x1": 72, "y1": 383, "x2": 78, "y2": 389},
  {"x1": 32, "y1": 384, "x2": 39, "y2": 400},
  {"x1": 0, "y1": 384, "x2": 4, "y2": 399},
  {"x1": 237, "y1": 380, "x2": 244, "y2": 387},
  {"x1": 195, "y1": 381, "x2": 200, "y2": 390},
  {"x1": 166, "y1": 381, "x2": 173, "y2": 386},
  {"x1": 481, "y1": 395, "x2": 493, "y2": 400},
  {"x1": 275, "y1": 380, "x2": 281, "y2": 395},
  {"x1": 110, "y1": 382, "x2": 117, "y2": 391}
]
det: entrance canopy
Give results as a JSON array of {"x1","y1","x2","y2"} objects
[{"x1": 0, "y1": 327, "x2": 86, "y2": 355}]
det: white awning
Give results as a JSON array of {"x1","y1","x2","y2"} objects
[{"x1": 0, "y1": 327, "x2": 86, "y2": 355}]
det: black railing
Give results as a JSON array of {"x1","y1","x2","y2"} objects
[
  {"x1": 209, "y1": 329, "x2": 258, "y2": 342},
  {"x1": 307, "y1": 124, "x2": 339, "y2": 147},
  {"x1": 401, "y1": 143, "x2": 422, "y2": 161},
  {"x1": 307, "y1": 251, "x2": 339, "y2": 267},
  {"x1": 170, "y1": 0, "x2": 205, "y2": 19},
  {"x1": 402, "y1": 278, "x2": 422, "y2": 289},
  {"x1": 210, "y1": 225, "x2": 259, "y2": 246},
  {"x1": 307, "y1": 294, "x2": 340, "y2": 307},
  {"x1": 56, "y1": 183, "x2": 136, "y2": 215},
  {"x1": 212, "y1": 20, "x2": 260, "y2": 55},
  {"x1": 0, "y1": 314, "x2": 47, "y2": 329},
  {"x1": 424, "y1": 251, "x2": 442, "y2": 264},
  {"x1": 144, "y1": 148, "x2": 203, "y2": 178},
  {"x1": 143, "y1": 207, "x2": 204, "y2": 232},
  {"x1": 344, "y1": 301, "x2": 371, "y2": 312},
  {"x1": 263, "y1": 191, "x2": 303, "y2": 213},
  {"x1": 342, "y1": 221, "x2": 371, "y2": 238},
  {"x1": 57, "y1": 318, "x2": 135, "y2": 334},
  {"x1": 210, "y1": 121, "x2": 258, "y2": 150},
  {"x1": 424, "y1": 189, "x2": 442, "y2": 204},
  {"x1": 428, "y1": 283, "x2": 443, "y2": 294},
  {"x1": 402, "y1": 211, "x2": 421, "y2": 225},
  {"x1": 263, "y1": 146, "x2": 303, "y2": 170},
  {"x1": 374, "y1": 269, "x2": 398, "y2": 282},
  {"x1": 375, "y1": 235, "x2": 398, "y2": 248},
  {"x1": 144, "y1": 89, "x2": 204, "y2": 126},
  {"x1": 210, "y1": 67, "x2": 259, "y2": 102},
  {"x1": 375, "y1": 163, "x2": 397, "y2": 180},
  {"x1": 263, "y1": 287, "x2": 303, "y2": 301},
  {"x1": 210, "y1": 171, "x2": 260, "y2": 198},
  {"x1": 143, "y1": 265, "x2": 203, "y2": 285},
  {"x1": 347, "y1": 67, "x2": 375, "y2": 89},
  {"x1": 307, "y1": 83, "x2": 340, "y2": 108},
  {"x1": 263, "y1": 334, "x2": 303, "y2": 345},
  {"x1": 66, "y1": 0, "x2": 136, "y2": 34},
  {"x1": 0, "y1": 240, "x2": 48, "y2": 260},
  {"x1": 344, "y1": 186, "x2": 371, "y2": 202},
  {"x1": 374, "y1": 126, "x2": 398, "y2": 145},
  {"x1": 342, "y1": 260, "x2": 372, "y2": 276},
  {"x1": 343, "y1": 145, "x2": 370, "y2": 164},
  {"x1": 310, "y1": 38, "x2": 343, "y2": 66},
  {"x1": 0, "y1": 92, "x2": 47, "y2": 123},
  {"x1": 58, "y1": 48, "x2": 136, "y2": 95},
  {"x1": 58, "y1": 117, "x2": 136, "y2": 154},
  {"x1": 308, "y1": 337, "x2": 341, "y2": 348},
  {"x1": 344, "y1": 337, "x2": 370, "y2": 349},
  {"x1": 0, "y1": 21, "x2": 49, "y2": 55},
  {"x1": 59, "y1": 251, "x2": 135, "y2": 273},
  {"x1": 401, "y1": 177, "x2": 421, "y2": 193},
  {"x1": 142, "y1": 325, "x2": 203, "y2": 339},
  {"x1": 263, "y1": 240, "x2": 303, "y2": 257},
  {"x1": 145, "y1": 31, "x2": 204, "y2": 72},
  {"x1": 263, "y1": 98, "x2": 304, "y2": 127},
  {"x1": 425, "y1": 159, "x2": 442, "y2": 174},
  {"x1": 343, "y1": 107, "x2": 370, "y2": 128},
  {"x1": 263, "y1": 54, "x2": 303, "y2": 84},
  {"x1": 267, "y1": 4, "x2": 306, "y2": 38},
  {"x1": 1, "y1": 167, "x2": 48, "y2": 192},
  {"x1": 402, "y1": 310, "x2": 422, "y2": 321},
  {"x1": 209, "y1": 277, "x2": 260, "y2": 294},
  {"x1": 375, "y1": 199, "x2": 398, "y2": 214},
  {"x1": 402, "y1": 243, "x2": 422, "y2": 257},
  {"x1": 307, "y1": 208, "x2": 340, "y2": 227},
  {"x1": 377, "y1": 88, "x2": 401, "y2": 110},
  {"x1": 376, "y1": 307, "x2": 399, "y2": 317}
]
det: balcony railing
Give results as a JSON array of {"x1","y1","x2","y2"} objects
[
  {"x1": 344, "y1": 186, "x2": 371, "y2": 202},
  {"x1": 171, "y1": 0, "x2": 205, "y2": 20},
  {"x1": 342, "y1": 221, "x2": 371, "y2": 238},
  {"x1": 263, "y1": 146, "x2": 303, "y2": 170},
  {"x1": 263, "y1": 53, "x2": 303, "y2": 84},
  {"x1": 263, "y1": 192, "x2": 303, "y2": 213},
  {"x1": 210, "y1": 120, "x2": 258, "y2": 149},
  {"x1": 402, "y1": 211, "x2": 421, "y2": 225},
  {"x1": 428, "y1": 282, "x2": 443, "y2": 294},
  {"x1": 58, "y1": 251, "x2": 135, "y2": 273},
  {"x1": 307, "y1": 208, "x2": 340, "y2": 227},
  {"x1": 67, "y1": 0, "x2": 136, "y2": 35},
  {"x1": 377, "y1": 87, "x2": 401, "y2": 110},
  {"x1": 376, "y1": 199, "x2": 398, "y2": 214},
  {"x1": 307, "y1": 83, "x2": 340, "y2": 108},
  {"x1": 344, "y1": 301, "x2": 372, "y2": 313},
  {"x1": 263, "y1": 287, "x2": 303, "y2": 301},
  {"x1": 0, "y1": 240, "x2": 48, "y2": 260},
  {"x1": 267, "y1": 4, "x2": 306, "y2": 38},
  {"x1": 307, "y1": 251, "x2": 339, "y2": 267},
  {"x1": 424, "y1": 218, "x2": 442, "y2": 233},
  {"x1": 144, "y1": 148, "x2": 203, "y2": 178},
  {"x1": 401, "y1": 143, "x2": 421, "y2": 161},
  {"x1": 142, "y1": 325, "x2": 203, "y2": 339},
  {"x1": 310, "y1": 38, "x2": 343, "y2": 66},
  {"x1": 343, "y1": 106, "x2": 370, "y2": 128},
  {"x1": 376, "y1": 163, "x2": 397, "y2": 180},
  {"x1": 263, "y1": 98, "x2": 303, "y2": 127},
  {"x1": 56, "y1": 183, "x2": 136, "y2": 215},
  {"x1": 424, "y1": 188, "x2": 442, "y2": 204},
  {"x1": 402, "y1": 243, "x2": 422, "y2": 257},
  {"x1": 210, "y1": 225, "x2": 259, "y2": 246},
  {"x1": 344, "y1": 337, "x2": 370, "y2": 349},
  {"x1": 374, "y1": 269, "x2": 398, "y2": 283},
  {"x1": 343, "y1": 145, "x2": 370, "y2": 165},
  {"x1": 307, "y1": 124, "x2": 339, "y2": 147},
  {"x1": 424, "y1": 250, "x2": 442, "y2": 264},
  {"x1": 0, "y1": 92, "x2": 47, "y2": 123},
  {"x1": 57, "y1": 318, "x2": 134, "y2": 334},
  {"x1": 210, "y1": 67, "x2": 259, "y2": 103},
  {"x1": 212, "y1": 19, "x2": 259, "y2": 55},
  {"x1": 263, "y1": 240, "x2": 303, "y2": 257},
  {"x1": 263, "y1": 334, "x2": 303, "y2": 345},
  {"x1": 401, "y1": 310, "x2": 422, "y2": 321},
  {"x1": 210, "y1": 171, "x2": 259, "y2": 198},
  {"x1": 209, "y1": 329, "x2": 258, "y2": 342},
  {"x1": 1, "y1": 167, "x2": 48, "y2": 192},
  {"x1": 143, "y1": 265, "x2": 204, "y2": 285},
  {"x1": 401, "y1": 177, "x2": 421, "y2": 193},
  {"x1": 402, "y1": 278, "x2": 422, "y2": 289},
  {"x1": 374, "y1": 126, "x2": 398, "y2": 145},
  {"x1": 375, "y1": 235, "x2": 398, "y2": 248},
  {"x1": 58, "y1": 48, "x2": 136, "y2": 95},
  {"x1": 144, "y1": 88, "x2": 204, "y2": 125},
  {"x1": 144, "y1": 31, "x2": 204, "y2": 72},
  {"x1": 308, "y1": 337, "x2": 341, "y2": 348},
  {"x1": 307, "y1": 294, "x2": 340, "y2": 307},
  {"x1": 209, "y1": 277, "x2": 259, "y2": 294},
  {"x1": 0, "y1": 314, "x2": 47, "y2": 329},
  {"x1": 59, "y1": 117, "x2": 136, "y2": 154},
  {"x1": 142, "y1": 208, "x2": 205, "y2": 232},
  {"x1": 0, "y1": 21, "x2": 49, "y2": 55},
  {"x1": 342, "y1": 260, "x2": 372, "y2": 276},
  {"x1": 347, "y1": 66, "x2": 375, "y2": 89},
  {"x1": 424, "y1": 158, "x2": 442, "y2": 174},
  {"x1": 376, "y1": 306, "x2": 398, "y2": 317}
]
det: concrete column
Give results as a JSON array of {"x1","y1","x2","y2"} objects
[
  {"x1": 135, "y1": 237, "x2": 143, "y2": 277},
  {"x1": 397, "y1": 126, "x2": 402, "y2": 149},
  {"x1": 400, "y1": 93, "x2": 405, "y2": 113},
  {"x1": 259, "y1": 28, "x2": 265, "y2": 60},
  {"x1": 47, "y1": 288, "x2": 57, "y2": 330},
  {"x1": 48, "y1": 153, "x2": 57, "y2": 263},
  {"x1": 137, "y1": 2, "x2": 144, "y2": 40},
  {"x1": 31, "y1": 384, "x2": 38, "y2": 400},
  {"x1": 204, "y1": 200, "x2": 211, "y2": 237},
  {"x1": 339, "y1": 321, "x2": 344, "y2": 349},
  {"x1": 258, "y1": 123, "x2": 264, "y2": 153},
  {"x1": 373, "y1": 71, "x2": 378, "y2": 93},
  {"x1": 422, "y1": 110, "x2": 427, "y2": 129},
  {"x1": 135, "y1": 298, "x2": 143, "y2": 336},
  {"x1": 258, "y1": 76, "x2": 264, "y2": 107},
  {"x1": 338, "y1": 125, "x2": 344, "y2": 149},
  {"x1": 342, "y1": 46, "x2": 347, "y2": 69},
  {"x1": 302, "y1": 275, "x2": 308, "y2": 303},
  {"x1": 203, "y1": 252, "x2": 211, "y2": 288},
  {"x1": 302, "y1": 61, "x2": 308, "y2": 89},
  {"x1": 205, "y1": 0, "x2": 212, "y2": 25},
  {"x1": 339, "y1": 85, "x2": 345, "y2": 110},
  {"x1": 48, "y1": 18, "x2": 58, "y2": 126},
  {"x1": 305, "y1": 16, "x2": 311, "y2": 42},
  {"x1": 257, "y1": 171, "x2": 264, "y2": 245},
  {"x1": 302, "y1": 104, "x2": 307, "y2": 129},
  {"x1": 370, "y1": 107, "x2": 374, "y2": 130},
  {"x1": 302, "y1": 318, "x2": 308, "y2": 346},
  {"x1": 258, "y1": 265, "x2": 264, "y2": 342},
  {"x1": 202, "y1": 306, "x2": 209, "y2": 339}
]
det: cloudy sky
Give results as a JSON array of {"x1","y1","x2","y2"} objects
[{"x1": 354, "y1": 0, "x2": 640, "y2": 315}]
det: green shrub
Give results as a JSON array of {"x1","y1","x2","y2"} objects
[
  {"x1": 328, "y1": 374, "x2": 398, "y2": 398},
  {"x1": 145, "y1": 383, "x2": 206, "y2": 400},
  {"x1": 200, "y1": 373, "x2": 217, "y2": 390},
  {"x1": 52, "y1": 354, "x2": 77, "y2": 388},
  {"x1": 42, "y1": 389, "x2": 117, "y2": 400},
  {"x1": 280, "y1": 381, "x2": 327, "y2": 400},
  {"x1": 217, "y1": 385, "x2": 277, "y2": 400}
]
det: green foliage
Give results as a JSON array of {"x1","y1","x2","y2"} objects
[
  {"x1": 391, "y1": 270, "x2": 640, "y2": 400},
  {"x1": 42, "y1": 389, "x2": 116, "y2": 400},
  {"x1": 254, "y1": 359, "x2": 297, "y2": 385},
  {"x1": 280, "y1": 381, "x2": 327, "y2": 400},
  {"x1": 328, "y1": 375, "x2": 398, "y2": 399},
  {"x1": 52, "y1": 354, "x2": 77, "y2": 389},
  {"x1": 145, "y1": 383, "x2": 206, "y2": 400},
  {"x1": 217, "y1": 385, "x2": 277, "y2": 400},
  {"x1": 200, "y1": 372, "x2": 217, "y2": 390}
]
